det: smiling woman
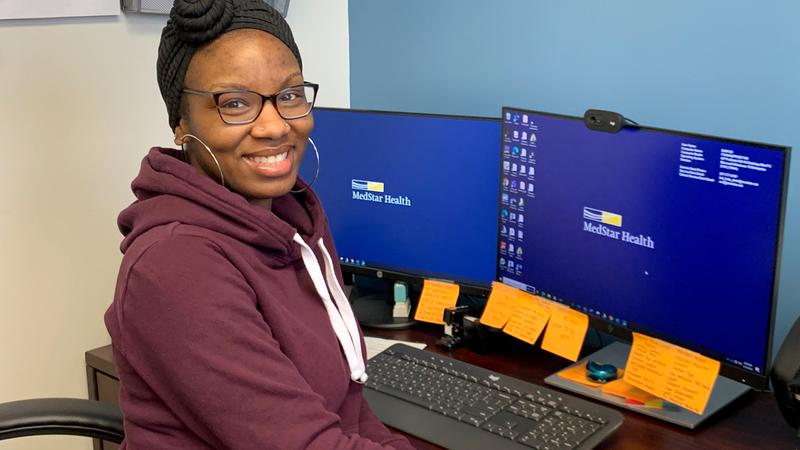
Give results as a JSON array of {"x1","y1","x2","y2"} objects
[{"x1": 103, "y1": 1, "x2": 414, "y2": 449}]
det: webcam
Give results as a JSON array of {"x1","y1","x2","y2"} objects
[{"x1": 583, "y1": 109, "x2": 626, "y2": 134}]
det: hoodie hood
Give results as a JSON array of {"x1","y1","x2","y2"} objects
[{"x1": 118, "y1": 147, "x2": 326, "y2": 267}]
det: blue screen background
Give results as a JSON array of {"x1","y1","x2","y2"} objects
[
  {"x1": 301, "y1": 108, "x2": 500, "y2": 286},
  {"x1": 498, "y1": 108, "x2": 787, "y2": 374}
]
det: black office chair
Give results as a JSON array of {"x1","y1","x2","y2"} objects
[{"x1": 0, "y1": 398, "x2": 123, "y2": 443}]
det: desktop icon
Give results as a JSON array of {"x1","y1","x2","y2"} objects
[
  {"x1": 504, "y1": 161, "x2": 510, "y2": 171},
  {"x1": 518, "y1": 198, "x2": 525, "y2": 207},
  {"x1": 501, "y1": 225, "x2": 507, "y2": 235},
  {"x1": 505, "y1": 112, "x2": 511, "y2": 121},
  {"x1": 518, "y1": 214, "x2": 524, "y2": 223},
  {"x1": 511, "y1": 198, "x2": 518, "y2": 208},
  {"x1": 508, "y1": 260, "x2": 515, "y2": 269},
  {"x1": 500, "y1": 241, "x2": 507, "y2": 251},
  {"x1": 511, "y1": 180, "x2": 518, "y2": 190},
  {"x1": 512, "y1": 113, "x2": 520, "y2": 123},
  {"x1": 521, "y1": 148, "x2": 527, "y2": 158},
  {"x1": 504, "y1": 145, "x2": 510, "y2": 154},
  {"x1": 509, "y1": 228, "x2": 516, "y2": 238},
  {"x1": 511, "y1": 163, "x2": 518, "y2": 172},
  {"x1": 518, "y1": 230, "x2": 523, "y2": 240},
  {"x1": 530, "y1": 133, "x2": 537, "y2": 143},
  {"x1": 520, "y1": 165, "x2": 526, "y2": 175},
  {"x1": 502, "y1": 209, "x2": 509, "y2": 218},
  {"x1": 509, "y1": 243, "x2": 515, "y2": 254},
  {"x1": 520, "y1": 181, "x2": 526, "y2": 191},
  {"x1": 503, "y1": 177, "x2": 510, "y2": 187},
  {"x1": 522, "y1": 114, "x2": 529, "y2": 123},
  {"x1": 528, "y1": 184, "x2": 534, "y2": 193},
  {"x1": 499, "y1": 257, "x2": 506, "y2": 267},
  {"x1": 512, "y1": 146, "x2": 520, "y2": 156},
  {"x1": 513, "y1": 130, "x2": 519, "y2": 139},
  {"x1": 510, "y1": 212, "x2": 517, "y2": 222},
  {"x1": 522, "y1": 132, "x2": 528, "y2": 141},
  {"x1": 502, "y1": 193, "x2": 509, "y2": 204},
  {"x1": 516, "y1": 247, "x2": 523, "y2": 258}
]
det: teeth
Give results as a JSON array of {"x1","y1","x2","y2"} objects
[{"x1": 247, "y1": 151, "x2": 288, "y2": 165}]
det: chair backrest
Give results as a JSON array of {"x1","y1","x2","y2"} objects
[{"x1": 0, "y1": 398, "x2": 123, "y2": 443}]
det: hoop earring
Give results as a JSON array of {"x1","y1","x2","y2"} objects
[
  {"x1": 291, "y1": 137, "x2": 320, "y2": 194},
  {"x1": 180, "y1": 133, "x2": 225, "y2": 187}
]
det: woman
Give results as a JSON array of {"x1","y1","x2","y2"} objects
[{"x1": 105, "y1": 1, "x2": 415, "y2": 448}]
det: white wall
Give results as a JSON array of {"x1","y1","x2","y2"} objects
[{"x1": 0, "y1": 1, "x2": 348, "y2": 448}]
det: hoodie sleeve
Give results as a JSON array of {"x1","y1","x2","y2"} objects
[
  {"x1": 115, "y1": 234, "x2": 410, "y2": 450},
  {"x1": 357, "y1": 397, "x2": 418, "y2": 450}
]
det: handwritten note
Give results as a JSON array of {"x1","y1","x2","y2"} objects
[
  {"x1": 413, "y1": 279, "x2": 460, "y2": 324},
  {"x1": 624, "y1": 332, "x2": 720, "y2": 415},
  {"x1": 503, "y1": 292, "x2": 551, "y2": 345},
  {"x1": 540, "y1": 303, "x2": 589, "y2": 361},
  {"x1": 480, "y1": 281, "x2": 520, "y2": 328}
]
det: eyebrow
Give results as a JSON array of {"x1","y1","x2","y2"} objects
[{"x1": 209, "y1": 71, "x2": 303, "y2": 91}]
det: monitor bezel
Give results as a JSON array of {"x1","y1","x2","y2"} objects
[
  {"x1": 312, "y1": 106, "x2": 498, "y2": 298},
  {"x1": 497, "y1": 106, "x2": 791, "y2": 390}
]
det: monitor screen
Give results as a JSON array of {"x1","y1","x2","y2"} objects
[
  {"x1": 301, "y1": 108, "x2": 500, "y2": 292},
  {"x1": 497, "y1": 107, "x2": 789, "y2": 388}
]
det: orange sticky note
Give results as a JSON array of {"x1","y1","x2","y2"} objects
[
  {"x1": 624, "y1": 332, "x2": 720, "y2": 415},
  {"x1": 503, "y1": 292, "x2": 551, "y2": 345},
  {"x1": 480, "y1": 281, "x2": 520, "y2": 329},
  {"x1": 540, "y1": 302, "x2": 589, "y2": 361},
  {"x1": 413, "y1": 279, "x2": 460, "y2": 324},
  {"x1": 557, "y1": 361, "x2": 604, "y2": 388},
  {"x1": 601, "y1": 377, "x2": 656, "y2": 403}
]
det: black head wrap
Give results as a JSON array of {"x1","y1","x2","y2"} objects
[{"x1": 157, "y1": 0, "x2": 302, "y2": 131}]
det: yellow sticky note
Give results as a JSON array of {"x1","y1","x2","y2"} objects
[
  {"x1": 540, "y1": 302, "x2": 589, "y2": 361},
  {"x1": 624, "y1": 332, "x2": 720, "y2": 415},
  {"x1": 413, "y1": 279, "x2": 460, "y2": 324},
  {"x1": 480, "y1": 281, "x2": 521, "y2": 329},
  {"x1": 503, "y1": 292, "x2": 551, "y2": 345}
]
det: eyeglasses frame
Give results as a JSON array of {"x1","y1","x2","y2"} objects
[{"x1": 181, "y1": 82, "x2": 319, "y2": 125}]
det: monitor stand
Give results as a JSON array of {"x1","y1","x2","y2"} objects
[
  {"x1": 350, "y1": 287, "x2": 418, "y2": 330},
  {"x1": 544, "y1": 341, "x2": 751, "y2": 429}
]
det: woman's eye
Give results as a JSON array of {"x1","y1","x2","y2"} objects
[
  {"x1": 219, "y1": 98, "x2": 251, "y2": 110},
  {"x1": 278, "y1": 90, "x2": 301, "y2": 103}
]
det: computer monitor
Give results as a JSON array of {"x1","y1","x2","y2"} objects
[
  {"x1": 301, "y1": 108, "x2": 500, "y2": 323},
  {"x1": 497, "y1": 106, "x2": 790, "y2": 390}
]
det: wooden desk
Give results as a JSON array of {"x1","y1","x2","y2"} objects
[{"x1": 86, "y1": 325, "x2": 799, "y2": 449}]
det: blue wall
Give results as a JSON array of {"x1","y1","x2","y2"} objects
[{"x1": 349, "y1": 0, "x2": 799, "y2": 359}]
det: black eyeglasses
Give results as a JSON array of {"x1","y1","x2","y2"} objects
[{"x1": 182, "y1": 82, "x2": 319, "y2": 125}]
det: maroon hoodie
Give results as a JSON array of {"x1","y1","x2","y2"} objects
[{"x1": 105, "y1": 148, "x2": 415, "y2": 450}]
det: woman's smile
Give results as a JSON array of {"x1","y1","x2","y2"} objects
[{"x1": 242, "y1": 147, "x2": 294, "y2": 177}]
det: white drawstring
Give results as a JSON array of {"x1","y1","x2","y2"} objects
[
  {"x1": 317, "y1": 241, "x2": 367, "y2": 377},
  {"x1": 292, "y1": 234, "x2": 367, "y2": 384}
]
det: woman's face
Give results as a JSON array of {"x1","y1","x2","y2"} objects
[{"x1": 174, "y1": 29, "x2": 313, "y2": 207}]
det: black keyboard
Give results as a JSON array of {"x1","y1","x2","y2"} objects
[{"x1": 364, "y1": 344, "x2": 623, "y2": 450}]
